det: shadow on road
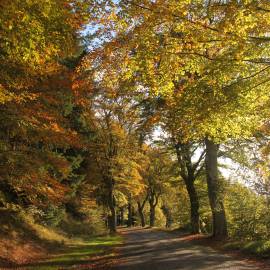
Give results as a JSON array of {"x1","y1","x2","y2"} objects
[{"x1": 113, "y1": 227, "x2": 266, "y2": 270}]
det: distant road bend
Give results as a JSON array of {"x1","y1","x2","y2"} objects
[{"x1": 112, "y1": 227, "x2": 266, "y2": 270}]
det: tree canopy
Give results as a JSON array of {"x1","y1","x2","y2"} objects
[{"x1": 1, "y1": 0, "x2": 270, "y2": 254}]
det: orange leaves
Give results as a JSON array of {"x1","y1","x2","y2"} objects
[
  {"x1": 0, "y1": 0, "x2": 96, "y2": 212},
  {"x1": 71, "y1": 77, "x2": 92, "y2": 106},
  {"x1": 0, "y1": 151, "x2": 70, "y2": 206}
]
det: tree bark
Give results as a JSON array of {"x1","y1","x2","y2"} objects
[
  {"x1": 161, "y1": 205, "x2": 173, "y2": 228},
  {"x1": 185, "y1": 179, "x2": 200, "y2": 234},
  {"x1": 138, "y1": 207, "x2": 145, "y2": 227},
  {"x1": 175, "y1": 143, "x2": 201, "y2": 234},
  {"x1": 137, "y1": 193, "x2": 148, "y2": 227},
  {"x1": 108, "y1": 207, "x2": 116, "y2": 233},
  {"x1": 205, "y1": 138, "x2": 228, "y2": 238},
  {"x1": 137, "y1": 202, "x2": 146, "y2": 227},
  {"x1": 149, "y1": 205, "x2": 155, "y2": 227},
  {"x1": 107, "y1": 182, "x2": 117, "y2": 234},
  {"x1": 149, "y1": 193, "x2": 158, "y2": 227},
  {"x1": 127, "y1": 201, "x2": 132, "y2": 227},
  {"x1": 120, "y1": 207, "x2": 124, "y2": 226}
]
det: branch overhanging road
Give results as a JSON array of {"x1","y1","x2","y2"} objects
[{"x1": 112, "y1": 228, "x2": 268, "y2": 270}]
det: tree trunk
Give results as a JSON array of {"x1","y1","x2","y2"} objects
[
  {"x1": 127, "y1": 201, "x2": 132, "y2": 227},
  {"x1": 137, "y1": 202, "x2": 146, "y2": 227},
  {"x1": 108, "y1": 205, "x2": 116, "y2": 233},
  {"x1": 149, "y1": 192, "x2": 158, "y2": 227},
  {"x1": 205, "y1": 138, "x2": 228, "y2": 238},
  {"x1": 185, "y1": 178, "x2": 200, "y2": 234},
  {"x1": 139, "y1": 210, "x2": 145, "y2": 227},
  {"x1": 120, "y1": 207, "x2": 124, "y2": 226},
  {"x1": 175, "y1": 143, "x2": 201, "y2": 234},
  {"x1": 108, "y1": 187, "x2": 117, "y2": 234},
  {"x1": 149, "y1": 205, "x2": 155, "y2": 227},
  {"x1": 161, "y1": 205, "x2": 173, "y2": 228},
  {"x1": 137, "y1": 194, "x2": 148, "y2": 227}
]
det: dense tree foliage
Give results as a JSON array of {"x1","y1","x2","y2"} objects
[
  {"x1": 1, "y1": 0, "x2": 270, "y2": 253},
  {"x1": 84, "y1": 0, "x2": 270, "y2": 238}
]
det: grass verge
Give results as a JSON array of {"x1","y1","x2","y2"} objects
[
  {"x1": 223, "y1": 240, "x2": 270, "y2": 258},
  {"x1": 176, "y1": 233, "x2": 270, "y2": 269},
  {"x1": 17, "y1": 235, "x2": 123, "y2": 270}
]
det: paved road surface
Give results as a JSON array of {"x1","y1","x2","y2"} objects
[{"x1": 113, "y1": 227, "x2": 266, "y2": 270}]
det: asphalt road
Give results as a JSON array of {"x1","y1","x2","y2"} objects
[{"x1": 112, "y1": 227, "x2": 266, "y2": 270}]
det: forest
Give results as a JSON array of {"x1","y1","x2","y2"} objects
[{"x1": 0, "y1": 0, "x2": 270, "y2": 269}]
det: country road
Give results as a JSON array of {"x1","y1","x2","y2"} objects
[{"x1": 112, "y1": 227, "x2": 269, "y2": 270}]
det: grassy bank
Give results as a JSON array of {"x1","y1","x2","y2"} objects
[
  {"x1": 166, "y1": 229, "x2": 270, "y2": 260},
  {"x1": 223, "y1": 240, "x2": 270, "y2": 258},
  {"x1": 20, "y1": 235, "x2": 123, "y2": 270},
  {"x1": 0, "y1": 209, "x2": 123, "y2": 269}
]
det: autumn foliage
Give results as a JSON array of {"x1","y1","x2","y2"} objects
[{"x1": 1, "y1": 2, "x2": 270, "y2": 266}]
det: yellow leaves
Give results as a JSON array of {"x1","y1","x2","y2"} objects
[
  {"x1": 0, "y1": 0, "x2": 83, "y2": 82},
  {"x1": 0, "y1": 1, "x2": 94, "y2": 210},
  {"x1": 0, "y1": 84, "x2": 40, "y2": 105},
  {"x1": 0, "y1": 85, "x2": 14, "y2": 104},
  {"x1": 108, "y1": 10, "x2": 118, "y2": 22}
]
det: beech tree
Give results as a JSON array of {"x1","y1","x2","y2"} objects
[
  {"x1": 85, "y1": 0, "x2": 270, "y2": 237},
  {"x1": 2, "y1": 0, "x2": 270, "y2": 248},
  {"x1": 75, "y1": 84, "x2": 146, "y2": 232},
  {"x1": 141, "y1": 147, "x2": 174, "y2": 227}
]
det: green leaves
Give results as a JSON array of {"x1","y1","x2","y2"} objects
[{"x1": 86, "y1": 0, "x2": 270, "y2": 142}]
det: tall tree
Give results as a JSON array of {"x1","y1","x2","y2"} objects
[
  {"x1": 141, "y1": 147, "x2": 174, "y2": 227},
  {"x1": 75, "y1": 86, "x2": 145, "y2": 233},
  {"x1": 85, "y1": 0, "x2": 270, "y2": 237},
  {"x1": 0, "y1": 0, "x2": 91, "y2": 211}
]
